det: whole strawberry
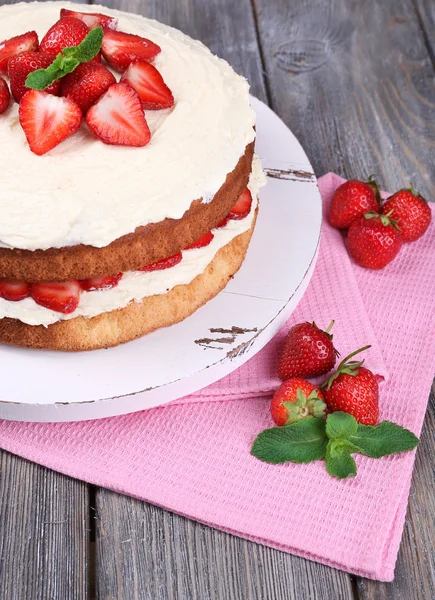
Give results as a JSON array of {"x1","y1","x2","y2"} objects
[
  {"x1": 323, "y1": 346, "x2": 379, "y2": 425},
  {"x1": 278, "y1": 321, "x2": 338, "y2": 380},
  {"x1": 382, "y1": 186, "x2": 431, "y2": 242},
  {"x1": 271, "y1": 378, "x2": 326, "y2": 426},
  {"x1": 61, "y1": 62, "x2": 116, "y2": 113},
  {"x1": 40, "y1": 17, "x2": 90, "y2": 57},
  {"x1": 8, "y1": 51, "x2": 61, "y2": 102},
  {"x1": 329, "y1": 177, "x2": 381, "y2": 229},
  {"x1": 348, "y1": 212, "x2": 402, "y2": 269}
]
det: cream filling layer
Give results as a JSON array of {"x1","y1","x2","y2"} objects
[
  {"x1": 0, "y1": 1, "x2": 256, "y2": 251},
  {"x1": 0, "y1": 156, "x2": 265, "y2": 327}
]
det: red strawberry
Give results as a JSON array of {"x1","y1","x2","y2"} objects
[
  {"x1": 323, "y1": 346, "x2": 379, "y2": 425},
  {"x1": 347, "y1": 212, "x2": 403, "y2": 269},
  {"x1": 329, "y1": 177, "x2": 381, "y2": 229},
  {"x1": 80, "y1": 273, "x2": 123, "y2": 291},
  {"x1": 40, "y1": 17, "x2": 90, "y2": 57},
  {"x1": 271, "y1": 378, "x2": 326, "y2": 426},
  {"x1": 278, "y1": 321, "x2": 338, "y2": 381},
  {"x1": 0, "y1": 279, "x2": 30, "y2": 302},
  {"x1": 60, "y1": 8, "x2": 118, "y2": 30},
  {"x1": 31, "y1": 280, "x2": 81, "y2": 314},
  {"x1": 381, "y1": 187, "x2": 431, "y2": 242},
  {"x1": 185, "y1": 232, "x2": 214, "y2": 250},
  {"x1": 0, "y1": 77, "x2": 10, "y2": 113},
  {"x1": 228, "y1": 188, "x2": 253, "y2": 220},
  {"x1": 138, "y1": 252, "x2": 182, "y2": 272},
  {"x1": 215, "y1": 216, "x2": 229, "y2": 229},
  {"x1": 86, "y1": 82, "x2": 150, "y2": 147},
  {"x1": 19, "y1": 90, "x2": 82, "y2": 156},
  {"x1": 101, "y1": 29, "x2": 161, "y2": 72},
  {"x1": 121, "y1": 61, "x2": 174, "y2": 110},
  {"x1": 8, "y1": 51, "x2": 61, "y2": 102},
  {"x1": 61, "y1": 62, "x2": 116, "y2": 113},
  {"x1": 0, "y1": 31, "x2": 39, "y2": 75}
]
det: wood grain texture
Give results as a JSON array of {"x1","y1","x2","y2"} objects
[
  {"x1": 0, "y1": 451, "x2": 89, "y2": 600},
  {"x1": 253, "y1": 0, "x2": 435, "y2": 199},
  {"x1": 95, "y1": 492, "x2": 354, "y2": 600},
  {"x1": 357, "y1": 385, "x2": 435, "y2": 600}
]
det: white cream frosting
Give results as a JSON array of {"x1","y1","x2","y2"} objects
[
  {"x1": 0, "y1": 156, "x2": 266, "y2": 326},
  {"x1": 0, "y1": 1, "x2": 256, "y2": 250}
]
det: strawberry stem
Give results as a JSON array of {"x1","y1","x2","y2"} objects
[
  {"x1": 325, "y1": 320, "x2": 335, "y2": 334},
  {"x1": 366, "y1": 175, "x2": 382, "y2": 207},
  {"x1": 322, "y1": 345, "x2": 371, "y2": 390}
]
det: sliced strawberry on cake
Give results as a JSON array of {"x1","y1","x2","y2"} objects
[
  {"x1": 228, "y1": 189, "x2": 253, "y2": 220},
  {"x1": 61, "y1": 62, "x2": 116, "y2": 113},
  {"x1": 0, "y1": 280, "x2": 30, "y2": 302},
  {"x1": 31, "y1": 280, "x2": 81, "y2": 314},
  {"x1": 19, "y1": 90, "x2": 82, "y2": 155},
  {"x1": 8, "y1": 51, "x2": 61, "y2": 102},
  {"x1": 101, "y1": 29, "x2": 161, "y2": 72},
  {"x1": 80, "y1": 273, "x2": 123, "y2": 291},
  {"x1": 138, "y1": 253, "x2": 182, "y2": 272},
  {"x1": 86, "y1": 82, "x2": 150, "y2": 146},
  {"x1": 60, "y1": 8, "x2": 118, "y2": 30},
  {"x1": 185, "y1": 232, "x2": 214, "y2": 250},
  {"x1": 40, "y1": 16, "x2": 94, "y2": 58},
  {"x1": 0, "y1": 31, "x2": 39, "y2": 74},
  {"x1": 121, "y1": 61, "x2": 174, "y2": 110},
  {"x1": 0, "y1": 77, "x2": 10, "y2": 114}
]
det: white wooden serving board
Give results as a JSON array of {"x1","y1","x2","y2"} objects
[{"x1": 0, "y1": 98, "x2": 322, "y2": 422}]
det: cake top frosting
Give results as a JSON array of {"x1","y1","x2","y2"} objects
[{"x1": 0, "y1": 2, "x2": 256, "y2": 251}]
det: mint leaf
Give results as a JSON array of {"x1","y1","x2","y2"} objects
[
  {"x1": 25, "y1": 27, "x2": 104, "y2": 91},
  {"x1": 251, "y1": 418, "x2": 327, "y2": 464},
  {"x1": 348, "y1": 421, "x2": 419, "y2": 458},
  {"x1": 326, "y1": 411, "x2": 358, "y2": 439},
  {"x1": 325, "y1": 441, "x2": 357, "y2": 479}
]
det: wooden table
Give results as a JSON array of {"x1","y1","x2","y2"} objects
[{"x1": 1, "y1": 0, "x2": 434, "y2": 598}]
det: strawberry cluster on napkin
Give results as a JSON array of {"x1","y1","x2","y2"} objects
[{"x1": 0, "y1": 173, "x2": 433, "y2": 581}]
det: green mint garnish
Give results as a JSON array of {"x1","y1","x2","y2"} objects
[
  {"x1": 25, "y1": 26, "x2": 104, "y2": 91},
  {"x1": 251, "y1": 411, "x2": 419, "y2": 479}
]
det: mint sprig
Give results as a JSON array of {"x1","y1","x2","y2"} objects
[
  {"x1": 25, "y1": 27, "x2": 104, "y2": 91},
  {"x1": 251, "y1": 412, "x2": 419, "y2": 479}
]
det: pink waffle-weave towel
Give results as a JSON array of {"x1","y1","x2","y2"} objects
[{"x1": 0, "y1": 173, "x2": 434, "y2": 581}]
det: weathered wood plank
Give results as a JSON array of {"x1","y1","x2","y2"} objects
[
  {"x1": 252, "y1": 0, "x2": 435, "y2": 198},
  {"x1": 357, "y1": 385, "x2": 435, "y2": 600},
  {"x1": 0, "y1": 451, "x2": 89, "y2": 600},
  {"x1": 413, "y1": 0, "x2": 435, "y2": 66},
  {"x1": 95, "y1": 492, "x2": 354, "y2": 600},
  {"x1": 94, "y1": 1, "x2": 353, "y2": 598}
]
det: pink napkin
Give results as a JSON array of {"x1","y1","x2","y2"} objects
[{"x1": 0, "y1": 173, "x2": 434, "y2": 581}]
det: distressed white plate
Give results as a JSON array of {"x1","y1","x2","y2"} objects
[{"x1": 0, "y1": 98, "x2": 322, "y2": 422}]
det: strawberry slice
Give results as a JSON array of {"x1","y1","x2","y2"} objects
[
  {"x1": 40, "y1": 17, "x2": 90, "y2": 57},
  {"x1": 19, "y1": 90, "x2": 82, "y2": 156},
  {"x1": 0, "y1": 31, "x2": 39, "y2": 75},
  {"x1": 8, "y1": 51, "x2": 61, "y2": 103},
  {"x1": 101, "y1": 29, "x2": 161, "y2": 72},
  {"x1": 0, "y1": 77, "x2": 10, "y2": 114},
  {"x1": 31, "y1": 280, "x2": 81, "y2": 314},
  {"x1": 0, "y1": 280, "x2": 31, "y2": 302},
  {"x1": 86, "y1": 82, "x2": 150, "y2": 147},
  {"x1": 80, "y1": 273, "x2": 123, "y2": 291},
  {"x1": 60, "y1": 8, "x2": 118, "y2": 30},
  {"x1": 228, "y1": 189, "x2": 252, "y2": 220},
  {"x1": 121, "y1": 61, "x2": 174, "y2": 110},
  {"x1": 215, "y1": 216, "x2": 229, "y2": 229},
  {"x1": 61, "y1": 62, "x2": 116, "y2": 113},
  {"x1": 138, "y1": 252, "x2": 182, "y2": 272},
  {"x1": 185, "y1": 232, "x2": 214, "y2": 250}
]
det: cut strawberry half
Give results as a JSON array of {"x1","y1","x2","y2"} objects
[
  {"x1": 0, "y1": 77, "x2": 10, "y2": 114},
  {"x1": 185, "y1": 232, "x2": 214, "y2": 250},
  {"x1": 101, "y1": 29, "x2": 161, "y2": 72},
  {"x1": 61, "y1": 62, "x2": 116, "y2": 113},
  {"x1": 215, "y1": 216, "x2": 229, "y2": 229},
  {"x1": 60, "y1": 8, "x2": 118, "y2": 30},
  {"x1": 86, "y1": 82, "x2": 150, "y2": 147},
  {"x1": 0, "y1": 31, "x2": 39, "y2": 75},
  {"x1": 138, "y1": 252, "x2": 182, "y2": 272},
  {"x1": 0, "y1": 280, "x2": 31, "y2": 302},
  {"x1": 80, "y1": 273, "x2": 123, "y2": 291},
  {"x1": 31, "y1": 280, "x2": 81, "y2": 314},
  {"x1": 8, "y1": 51, "x2": 61, "y2": 103},
  {"x1": 40, "y1": 17, "x2": 90, "y2": 57},
  {"x1": 228, "y1": 189, "x2": 252, "y2": 220},
  {"x1": 121, "y1": 61, "x2": 174, "y2": 110},
  {"x1": 19, "y1": 90, "x2": 82, "y2": 156}
]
